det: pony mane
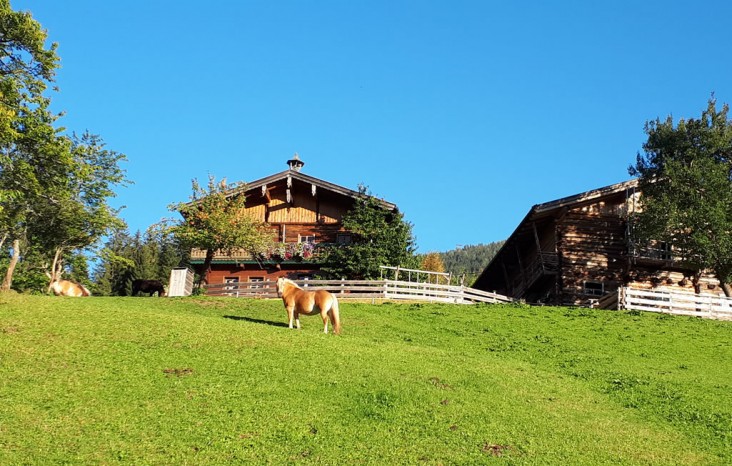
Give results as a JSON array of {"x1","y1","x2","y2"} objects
[{"x1": 279, "y1": 277, "x2": 301, "y2": 289}]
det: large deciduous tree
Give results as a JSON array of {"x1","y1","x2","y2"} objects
[
  {"x1": 0, "y1": 2, "x2": 128, "y2": 292},
  {"x1": 320, "y1": 185, "x2": 417, "y2": 279},
  {"x1": 629, "y1": 98, "x2": 732, "y2": 297},
  {"x1": 0, "y1": 0, "x2": 60, "y2": 290},
  {"x1": 166, "y1": 176, "x2": 273, "y2": 286}
]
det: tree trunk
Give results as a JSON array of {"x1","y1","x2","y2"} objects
[
  {"x1": 721, "y1": 282, "x2": 732, "y2": 298},
  {"x1": 198, "y1": 249, "x2": 214, "y2": 289},
  {"x1": 47, "y1": 248, "x2": 64, "y2": 292},
  {"x1": 1, "y1": 239, "x2": 20, "y2": 291}
]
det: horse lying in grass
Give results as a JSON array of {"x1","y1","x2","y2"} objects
[
  {"x1": 276, "y1": 277, "x2": 341, "y2": 334},
  {"x1": 49, "y1": 279, "x2": 91, "y2": 297}
]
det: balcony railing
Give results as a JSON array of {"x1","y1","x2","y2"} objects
[
  {"x1": 512, "y1": 251, "x2": 559, "y2": 298},
  {"x1": 190, "y1": 242, "x2": 323, "y2": 263}
]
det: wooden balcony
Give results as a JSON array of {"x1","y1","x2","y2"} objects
[
  {"x1": 190, "y1": 248, "x2": 254, "y2": 261},
  {"x1": 190, "y1": 242, "x2": 322, "y2": 263}
]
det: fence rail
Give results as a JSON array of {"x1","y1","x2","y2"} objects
[
  {"x1": 616, "y1": 287, "x2": 732, "y2": 321},
  {"x1": 204, "y1": 279, "x2": 512, "y2": 305}
]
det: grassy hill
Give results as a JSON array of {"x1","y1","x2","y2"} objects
[{"x1": 1, "y1": 294, "x2": 730, "y2": 464}]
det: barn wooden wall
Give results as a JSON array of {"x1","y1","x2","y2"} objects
[{"x1": 556, "y1": 206, "x2": 627, "y2": 305}]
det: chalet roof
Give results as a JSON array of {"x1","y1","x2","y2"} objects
[
  {"x1": 531, "y1": 179, "x2": 638, "y2": 216},
  {"x1": 230, "y1": 169, "x2": 398, "y2": 211},
  {"x1": 498, "y1": 178, "x2": 638, "y2": 237}
]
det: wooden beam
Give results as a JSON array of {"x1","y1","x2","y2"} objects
[
  {"x1": 533, "y1": 222, "x2": 544, "y2": 272},
  {"x1": 261, "y1": 185, "x2": 272, "y2": 204}
]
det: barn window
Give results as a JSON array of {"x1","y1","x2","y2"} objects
[
  {"x1": 583, "y1": 281, "x2": 604, "y2": 296},
  {"x1": 249, "y1": 277, "x2": 263, "y2": 289},
  {"x1": 657, "y1": 242, "x2": 672, "y2": 260}
]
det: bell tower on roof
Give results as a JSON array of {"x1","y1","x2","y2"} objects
[{"x1": 286, "y1": 153, "x2": 305, "y2": 172}]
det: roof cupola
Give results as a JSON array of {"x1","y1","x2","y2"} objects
[{"x1": 286, "y1": 153, "x2": 305, "y2": 172}]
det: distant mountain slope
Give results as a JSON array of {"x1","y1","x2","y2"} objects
[{"x1": 439, "y1": 241, "x2": 505, "y2": 283}]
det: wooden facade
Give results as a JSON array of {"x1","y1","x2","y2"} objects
[
  {"x1": 473, "y1": 180, "x2": 724, "y2": 306},
  {"x1": 188, "y1": 156, "x2": 397, "y2": 286}
]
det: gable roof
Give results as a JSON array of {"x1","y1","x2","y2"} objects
[
  {"x1": 181, "y1": 168, "x2": 398, "y2": 212},
  {"x1": 228, "y1": 169, "x2": 398, "y2": 210},
  {"x1": 529, "y1": 179, "x2": 638, "y2": 218}
]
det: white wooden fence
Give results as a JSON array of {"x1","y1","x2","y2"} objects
[
  {"x1": 615, "y1": 287, "x2": 732, "y2": 321},
  {"x1": 204, "y1": 279, "x2": 512, "y2": 305}
]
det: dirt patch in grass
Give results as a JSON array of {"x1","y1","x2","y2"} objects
[
  {"x1": 482, "y1": 443, "x2": 511, "y2": 457},
  {"x1": 163, "y1": 368, "x2": 194, "y2": 377}
]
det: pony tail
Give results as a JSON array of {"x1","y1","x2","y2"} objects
[{"x1": 331, "y1": 295, "x2": 342, "y2": 335}]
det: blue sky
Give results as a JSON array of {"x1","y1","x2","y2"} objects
[{"x1": 15, "y1": 1, "x2": 732, "y2": 253}]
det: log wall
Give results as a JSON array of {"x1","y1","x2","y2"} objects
[{"x1": 556, "y1": 202, "x2": 629, "y2": 305}]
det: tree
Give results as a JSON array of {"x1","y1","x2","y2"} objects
[
  {"x1": 629, "y1": 98, "x2": 732, "y2": 297},
  {"x1": 0, "y1": 3, "x2": 128, "y2": 292},
  {"x1": 31, "y1": 132, "x2": 129, "y2": 285},
  {"x1": 0, "y1": 0, "x2": 60, "y2": 290},
  {"x1": 166, "y1": 176, "x2": 273, "y2": 286},
  {"x1": 320, "y1": 185, "x2": 417, "y2": 279},
  {"x1": 420, "y1": 252, "x2": 445, "y2": 273}
]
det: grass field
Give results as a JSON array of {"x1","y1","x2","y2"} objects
[{"x1": 1, "y1": 294, "x2": 730, "y2": 465}]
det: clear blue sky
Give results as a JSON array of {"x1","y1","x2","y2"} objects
[{"x1": 15, "y1": 0, "x2": 732, "y2": 253}]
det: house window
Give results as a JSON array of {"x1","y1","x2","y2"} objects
[
  {"x1": 249, "y1": 277, "x2": 264, "y2": 289},
  {"x1": 299, "y1": 235, "x2": 316, "y2": 244},
  {"x1": 336, "y1": 233, "x2": 352, "y2": 245},
  {"x1": 224, "y1": 277, "x2": 240, "y2": 296},
  {"x1": 583, "y1": 281, "x2": 604, "y2": 296}
]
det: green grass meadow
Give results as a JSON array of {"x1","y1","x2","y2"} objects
[{"x1": 1, "y1": 294, "x2": 730, "y2": 465}]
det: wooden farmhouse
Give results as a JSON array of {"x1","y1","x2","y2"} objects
[
  {"x1": 188, "y1": 155, "x2": 397, "y2": 287},
  {"x1": 472, "y1": 179, "x2": 725, "y2": 306}
]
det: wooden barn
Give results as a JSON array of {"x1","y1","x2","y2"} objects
[
  {"x1": 472, "y1": 179, "x2": 725, "y2": 306},
  {"x1": 188, "y1": 155, "x2": 397, "y2": 287}
]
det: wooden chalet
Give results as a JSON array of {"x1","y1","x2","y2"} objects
[
  {"x1": 472, "y1": 179, "x2": 724, "y2": 306},
  {"x1": 188, "y1": 155, "x2": 397, "y2": 286}
]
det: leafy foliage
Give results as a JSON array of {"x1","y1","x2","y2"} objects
[
  {"x1": 629, "y1": 98, "x2": 732, "y2": 295},
  {"x1": 0, "y1": 4, "x2": 128, "y2": 292},
  {"x1": 420, "y1": 252, "x2": 445, "y2": 273},
  {"x1": 165, "y1": 176, "x2": 273, "y2": 284},
  {"x1": 320, "y1": 185, "x2": 417, "y2": 279}
]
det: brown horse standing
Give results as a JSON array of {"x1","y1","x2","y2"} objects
[{"x1": 276, "y1": 277, "x2": 341, "y2": 334}]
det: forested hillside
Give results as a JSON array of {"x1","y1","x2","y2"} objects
[{"x1": 439, "y1": 241, "x2": 504, "y2": 284}]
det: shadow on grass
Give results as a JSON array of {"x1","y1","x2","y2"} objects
[{"x1": 224, "y1": 315, "x2": 289, "y2": 328}]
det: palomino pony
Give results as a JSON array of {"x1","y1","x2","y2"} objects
[
  {"x1": 276, "y1": 277, "x2": 341, "y2": 334},
  {"x1": 49, "y1": 279, "x2": 91, "y2": 297}
]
